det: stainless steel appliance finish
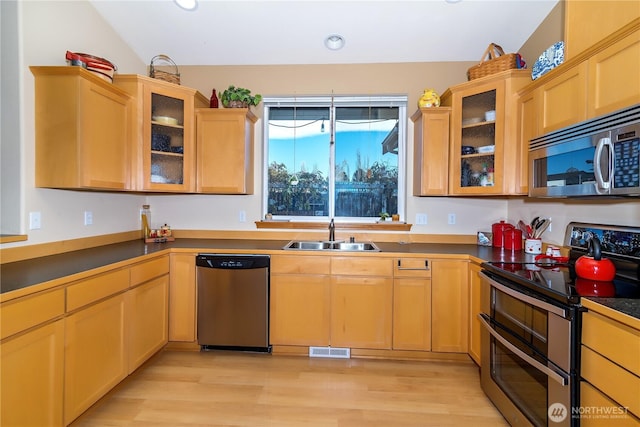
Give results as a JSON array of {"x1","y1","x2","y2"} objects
[
  {"x1": 480, "y1": 223, "x2": 640, "y2": 427},
  {"x1": 480, "y1": 271, "x2": 577, "y2": 427},
  {"x1": 196, "y1": 254, "x2": 271, "y2": 352},
  {"x1": 529, "y1": 104, "x2": 640, "y2": 197}
]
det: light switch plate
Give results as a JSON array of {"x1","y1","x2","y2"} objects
[
  {"x1": 84, "y1": 211, "x2": 93, "y2": 225},
  {"x1": 29, "y1": 211, "x2": 41, "y2": 230},
  {"x1": 415, "y1": 213, "x2": 427, "y2": 225}
]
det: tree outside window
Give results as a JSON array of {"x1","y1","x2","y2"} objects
[{"x1": 264, "y1": 96, "x2": 406, "y2": 221}]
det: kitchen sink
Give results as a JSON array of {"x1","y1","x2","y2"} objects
[{"x1": 283, "y1": 240, "x2": 381, "y2": 252}]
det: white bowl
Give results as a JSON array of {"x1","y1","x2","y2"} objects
[
  {"x1": 484, "y1": 110, "x2": 496, "y2": 121},
  {"x1": 152, "y1": 115, "x2": 179, "y2": 125}
]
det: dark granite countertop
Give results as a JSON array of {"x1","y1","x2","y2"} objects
[
  {"x1": 2, "y1": 238, "x2": 638, "y2": 321},
  {"x1": 0, "y1": 239, "x2": 510, "y2": 295},
  {"x1": 582, "y1": 297, "x2": 640, "y2": 321}
]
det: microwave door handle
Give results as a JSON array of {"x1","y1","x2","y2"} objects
[
  {"x1": 478, "y1": 313, "x2": 570, "y2": 386},
  {"x1": 594, "y1": 137, "x2": 613, "y2": 194}
]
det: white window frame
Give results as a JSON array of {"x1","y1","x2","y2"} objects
[{"x1": 262, "y1": 94, "x2": 407, "y2": 222}]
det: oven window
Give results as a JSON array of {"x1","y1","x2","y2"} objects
[
  {"x1": 493, "y1": 287, "x2": 548, "y2": 355},
  {"x1": 493, "y1": 337, "x2": 547, "y2": 426}
]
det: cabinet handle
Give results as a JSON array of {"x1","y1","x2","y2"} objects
[{"x1": 396, "y1": 259, "x2": 430, "y2": 270}]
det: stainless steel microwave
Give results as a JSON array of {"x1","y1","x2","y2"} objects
[{"x1": 529, "y1": 104, "x2": 640, "y2": 197}]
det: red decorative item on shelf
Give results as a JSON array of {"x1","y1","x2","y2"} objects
[{"x1": 210, "y1": 89, "x2": 219, "y2": 108}]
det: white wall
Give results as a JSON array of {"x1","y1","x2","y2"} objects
[{"x1": 3, "y1": 0, "x2": 148, "y2": 248}]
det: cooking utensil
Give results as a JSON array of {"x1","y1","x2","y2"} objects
[
  {"x1": 534, "y1": 218, "x2": 551, "y2": 238},
  {"x1": 575, "y1": 235, "x2": 616, "y2": 281},
  {"x1": 517, "y1": 220, "x2": 529, "y2": 237}
]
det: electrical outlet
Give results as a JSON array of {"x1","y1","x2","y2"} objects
[
  {"x1": 415, "y1": 213, "x2": 427, "y2": 225},
  {"x1": 29, "y1": 211, "x2": 42, "y2": 230},
  {"x1": 84, "y1": 211, "x2": 93, "y2": 226},
  {"x1": 239, "y1": 210, "x2": 246, "y2": 223},
  {"x1": 448, "y1": 213, "x2": 456, "y2": 225}
]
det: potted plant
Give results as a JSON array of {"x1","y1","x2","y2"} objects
[
  {"x1": 379, "y1": 212, "x2": 390, "y2": 221},
  {"x1": 220, "y1": 85, "x2": 262, "y2": 108}
]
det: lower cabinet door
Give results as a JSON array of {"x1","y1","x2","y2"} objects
[
  {"x1": 331, "y1": 276, "x2": 393, "y2": 349},
  {"x1": 128, "y1": 275, "x2": 169, "y2": 372},
  {"x1": 392, "y1": 277, "x2": 431, "y2": 351},
  {"x1": 64, "y1": 294, "x2": 127, "y2": 425},
  {"x1": 1, "y1": 319, "x2": 65, "y2": 427},
  {"x1": 270, "y1": 274, "x2": 331, "y2": 346}
]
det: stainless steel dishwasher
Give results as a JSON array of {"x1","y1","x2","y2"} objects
[{"x1": 196, "y1": 254, "x2": 271, "y2": 353}]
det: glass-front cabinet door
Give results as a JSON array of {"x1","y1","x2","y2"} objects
[
  {"x1": 146, "y1": 90, "x2": 187, "y2": 190},
  {"x1": 114, "y1": 74, "x2": 207, "y2": 192},
  {"x1": 441, "y1": 70, "x2": 530, "y2": 196}
]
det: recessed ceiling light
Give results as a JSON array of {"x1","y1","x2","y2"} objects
[
  {"x1": 324, "y1": 34, "x2": 345, "y2": 51},
  {"x1": 174, "y1": 0, "x2": 198, "y2": 11}
]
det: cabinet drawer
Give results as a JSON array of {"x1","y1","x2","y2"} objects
[
  {"x1": 270, "y1": 255, "x2": 331, "y2": 275},
  {"x1": 66, "y1": 269, "x2": 129, "y2": 312},
  {"x1": 582, "y1": 310, "x2": 640, "y2": 376},
  {"x1": 581, "y1": 345, "x2": 640, "y2": 417},
  {"x1": 580, "y1": 381, "x2": 640, "y2": 427},
  {"x1": 130, "y1": 255, "x2": 170, "y2": 287},
  {"x1": 331, "y1": 257, "x2": 393, "y2": 277},
  {"x1": 0, "y1": 288, "x2": 65, "y2": 340},
  {"x1": 393, "y1": 258, "x2": 431, "y2": 278}
]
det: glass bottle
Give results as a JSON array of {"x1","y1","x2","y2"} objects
[
  {"x1": 141, "y1": 204, "x2": 151, "y2": 239},
  {"x1": 210, "y1": 89, "x2": 219, "y2": 108}
]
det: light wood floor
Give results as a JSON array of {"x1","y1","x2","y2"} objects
[{"x1": 71, "y1": 350, "x2": 509, "y2": 427}]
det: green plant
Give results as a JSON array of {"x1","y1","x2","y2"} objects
[
  {"x1": 379, "y1": 212, "x2": 390, "y2": 221},
  {"x1": 220, "y1": 85, "x2": 262, "y2": 107}
]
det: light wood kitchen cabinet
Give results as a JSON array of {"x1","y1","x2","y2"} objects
[
  {"x1": 537, "y1": 62, "x2": 588, "y2": 135},
  {"x1": 196, "y1": 108, "x2": 257, "y2": 194},
  {"x1": 411, "y1": 107, "x2": 451, "y2": 196},
  {"x1": 169, "y1": 253, "x2": 197, "y2": 342},
  {"x1": 518, "y1": 19, "x2": 639, "y2": 144},
  {"x1": 330, "y1": 257, "x2": 393, "y2": 349},
  {"x1": 431, "y1": 259, "x2": 469, "y2": 353},
  {"x1": 0, "y1": 288, "x2": 65, "y2": 427},
  {"x1": 392, "y1": 258, "x2": 431, "y2": 351},
  {"x1": 564, "y1": 1, "x2": 639, "y2": 59},
  {"x1": 468, "y1": 262, "x2": 482, "y2": 364},
  {"x1": 270, "y1": 255, "x2": 331, "y2": 346},
  {"x1": 31, "y1": 66, "x2": 131, "y2": 190},
  {"x1": 587, "y1": 27, "x2": 640, "y2": 118},
  {"x1": 127, "y1": 257, "x2": 169, "y2": 372},
  {"x1": 113, "y1": 74, "x2": 208, "y2": 192},
  {"x1": 441, "y1": 70, "x2": 530, "y2": 196},
  {"x1": 581, "y1": 300, "x2": 640, "y2": 420},
  {"x1": 64, "y1": 293, "x2": 128, "y2": 425},
  {"x1": 516, "y1": 90, "x2": 537, "y2": 195}
]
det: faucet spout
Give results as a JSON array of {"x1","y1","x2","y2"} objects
[{"x1": 329, "y1": 218, "x2": 335, "y2": 242}]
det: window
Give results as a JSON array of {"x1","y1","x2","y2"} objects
[{"x1": 263, "y1": 95, "x2": 406, "y2": 221}]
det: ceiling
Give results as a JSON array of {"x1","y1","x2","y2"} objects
[{"x1": 90, "y1": 0, "x2": 560, "y2": 66}]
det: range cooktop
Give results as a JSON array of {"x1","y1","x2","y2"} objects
[{"x1": 483, "y1": 222, "x2": 640, "y2": 305}]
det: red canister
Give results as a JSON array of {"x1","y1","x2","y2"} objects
[
  {"x1": 492, "y1": 221, "x2": 513, "y2": 248},
  {"x1": 504, "y1": 228, "x2": 523, "y2": 251}
]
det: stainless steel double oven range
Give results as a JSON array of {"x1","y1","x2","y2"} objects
[{"x1": 479, "y1": 222, "x2": 640, "y2": 426}]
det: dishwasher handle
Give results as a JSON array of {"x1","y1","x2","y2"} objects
[{"x1": 196, "y1": 254, "x2": 270, "y2": 269}]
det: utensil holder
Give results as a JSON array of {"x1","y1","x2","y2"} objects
[{"x1": 525, "y1": 238, "x2": 542, "y2": 254}]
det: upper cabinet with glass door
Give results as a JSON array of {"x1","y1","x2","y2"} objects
[
  {"x1": 441, "y1": 70, "x2": 530, "y2": 195},
  {"x1": 114, "y1": 75, "x2": 208, "y2": 192}
]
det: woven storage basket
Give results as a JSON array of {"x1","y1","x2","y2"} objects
[
  {"x1": 467, "y1": 43, "x2": 518, "y2": 80},
  {"x1": 149, "y1": 54, "x2": 180, "y2": 85}
]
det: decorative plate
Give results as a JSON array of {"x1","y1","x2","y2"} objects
[{"x1": 532, "y1": 41, "x2": 564, "y2": 80}]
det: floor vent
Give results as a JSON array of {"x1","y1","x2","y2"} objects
[{"x1": 309, "y1": 346, "x2": 351, "y2": 359}]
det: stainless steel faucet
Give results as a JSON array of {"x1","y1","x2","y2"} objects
[{"x1": 329, "y1": 218, "x2": 335, "y2": 242}]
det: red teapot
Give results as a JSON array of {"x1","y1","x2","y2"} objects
[{"x1": 575, "y1": 235, "x2": 616, "y2": 281}]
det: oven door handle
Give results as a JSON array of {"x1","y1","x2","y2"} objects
[
  {"x1": 480, "y1": 271, "x2": 567, "y2": 318},
  {"x1": 478, "y1": 313, "x2": 570, "y2": 386}
]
